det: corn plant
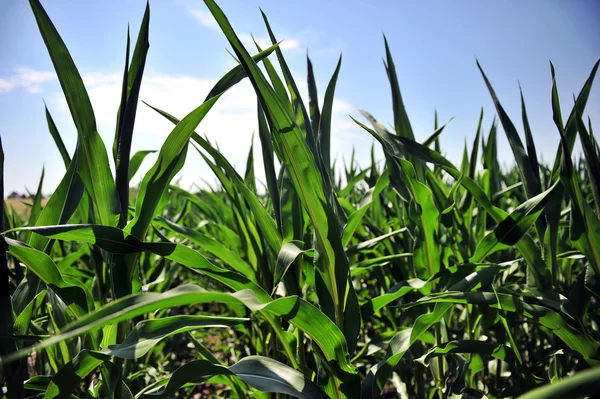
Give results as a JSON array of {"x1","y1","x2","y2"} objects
[{"x1": 1, "y1": 0, "x2": 600, "y2": 398}]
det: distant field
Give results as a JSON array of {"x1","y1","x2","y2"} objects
[{"x1": 5, "y1": 198, "x2": 48, "y2": 218}]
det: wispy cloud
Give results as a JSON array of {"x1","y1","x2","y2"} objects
[
  {"x1": 187, "y1": 8, "x2": 220, "y2": 31},
  {"x1": 180, "y1": 2, "x2": 303, "y2": 54},
  {"x1": 37, "y1": 66, "x2": 362, "y2": 190},
  {"x1": 0, "y1": 79, "x2": 14, "y2": 93},
  {"x1": 238, "y1": 33, "x2": 300, "y2": 52},
  {"x1": 0, "y1": 67, "x2": 56, "y2": 94}
]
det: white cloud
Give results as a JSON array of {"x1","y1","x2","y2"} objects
[
  {"x1": 179, "y1": 2, "x2": 303, "y2": 54},
  {"x1": 0, "y1": 78, "x2": 14, "y2": 93},
  {"x1": 0, "y1": 67, "x2": 56, "y2": 94},
  {"x1": 81, "y1": 72, "x2": 121, "y2": 87},
  {"x1": 238, "y1": 33, "x2": 300, "y2": 53},
  {"x1": 26, "y1": 84, "x2": 44, "y2": 94},
  {"x1": 332, "y1": 99, "x2": 353, "y2": 114},
  {"x1": 187, "y1": 8, "x2": 220, "y2": 31},
  {"x1": 38, "y1": 66, "x2": 364, "y2": 191}
]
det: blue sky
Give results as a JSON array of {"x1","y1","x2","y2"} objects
[{"x1": 1, "y1": 0, "x2": 599, "y2": 195}]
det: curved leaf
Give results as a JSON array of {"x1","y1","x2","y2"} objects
[
  {"x1": 517, "y1": 366, "x2": 600, "y2": 399},
  {"x1": 105, "y1": 315, "x2": 247, "y2": 359},
  {"x1": 140, "y1": 356, "x2": 329, "y2": 399},
  {"x1": 30, "y1": 0, "x2": 120, "y2": 226}
]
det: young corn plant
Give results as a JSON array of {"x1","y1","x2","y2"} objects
[{"x1": 1, "y1": 0, "x2": 599, "y2": 398}]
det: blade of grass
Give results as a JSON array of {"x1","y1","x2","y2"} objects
[
  {"x1": 114, "y1": 2, "x2": 150, "y2": 225},
  {"x1": 203, "y1": 1, "x2": 356, "y2": 353},
  {"x1": 30, "y1": 0, "x2": 120, "y2": 227},
  {"x1": 125, "y1": 95, "x2": 220, "y2": 239},
  {"x1": 477, "y1": 60, "x2": 542, "y2": 201},
  {"x1": 0, "y1": 137, "x2": 23, "y2": 399},
  {"x1": 44, "y1": 102, "x2": 71, "y2": 167},
  {"x1": 318, "y1": 55, "x2": 342, "y2": 171},
  {"x1": 139, "y1": 356, "x2": 330, "y2": 399}
]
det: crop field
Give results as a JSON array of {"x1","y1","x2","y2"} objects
[
  {"x1": 1, "y1": 0, "x2": 600, "y2": 398},
  {"x1": 5, "y1": 199, "x2": 49, "y2": 219}
]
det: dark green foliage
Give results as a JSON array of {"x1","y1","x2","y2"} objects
[{"x1": 1, "y1": 1, "x2": 599, "y2": 398}]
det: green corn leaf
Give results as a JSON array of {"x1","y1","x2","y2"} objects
[
  {"x1": 357, "y1": 110, "x2": 412, "y2": 201},
  {"x1": 205, "y1": 41, "x2": 281, "y2": 102},
  {"x1": 558, "y1": 120, "x2": 600, "y2": 275},
  {"x1": 338, "y1": 168, "x2": 370, "y2": 198},
  {"x1": 492, "y1": 285, "x2": 524, "y2": 365},
  {"x1": 399, "y1": 158, "x2": 440, "y2": 279},
  {"x1": 23, "y1": 168, "x2": 45, "y2": 244},
  {"x1": 7, "y1": 224, "x2": 269, "y2": 298},
  {"x1": 350, "y1": 253, "x2": 413, "y2": 277},
  {"x1": 482, "y1": 119, "x2": 501, "y2": 196},
  {"x1": 477, "y1": 60, "x2": 542, "y2": 202},
  {"x1": 23, "y1": 377, "x2": 51, "y2": 393},
  {"x1": 5, "y1": 224, "x2": 355, "y2": 374},
  {"x1": 470, "y1": 180, "x2": 560, "y2": 263},
  {"x1": 421, "y1": 117, "x2": 454, "y2": 148},
  {"x1": 244, "y1": 134, "x2": 256, "y2": 193},
  {"x1": 29, "y1": 148, "x2": 84, "y2": 252},
  {"x1": 114, "y1": 2, "x2": 150, "y2": 224},
  {"x1": 143, "y1": 103, "x2": 283, "y2": 256},
  {"x1": 30, "y1": 0, "x2": 120, "y2": 227},
  {"x1": 126, "y1": 95, "x2": 220, "y2": 239},
  {"x1": 519, "y1": 83, "x2": 548, "y2": 266},
  {"x1": 383, "y1": 36, "x2": 423, "y2": 182},
  {"x1": 361, "y1": 278, "x2": 427, "y2": 321},
  {"x1": 469, "y1": 108, "x2": 483, "y2": 180},
  {"x1": 307, "y1": 53, "x2": 321, "y2": 142},
  {"x1": 5, "y1": 238, "x2": 91, "y2": 318},
  {"x1": 361, "y1": 265, "x2": 507, "y2": 396},
  {"x1": 114, "y1": 28, "x2": 130, "y2": 161},
  {"x1": 191, "y1": 140, "x2": 282, "y2": 255},
  {"x1": 353, "y1": 119, "x2": 550, "y2": 286},
  {"x1": 0, "y1": 137, "x2": 23, "y2": 399},
  {"x1": 260, "y1": 11, "x2": 317, "y2": 154},
  {"x1": 575, "y1": 110, "x2": 600, "y2": 216},
  {"x1": 273, "y1": 240, "x2": 312, "y2": 294},
  {"x1": 184, "y1": 332, "x2": 250, "y2": 398},
  {"x1": 550, "y1": 58, "x2": 599, "y2": 174},
  {"x1": 458, "y1": 110, "x2": 483, "y2": 219},
  {"x1": 7, "y1": 282, "x2": 357, "y2": 383},
  {"x1": 128, "y1": 150, "x2": 156, "y2": 181},
  {"x1": 346, "y1": 228, "x2": 406, "y2": 256},
  {"x1": 13, "y1": 290, "x2": 47, "y2": 335},
  {"x1": 416, "y1": 340, "x2": 515, "y2": 367},
  {"x1": 44, "y1": 103, "x2": 71, "y2": 167},
  {"x1": 318, "y1": 55, "x2": 342, "y2": 170},
  {"x1": 259, "y1": 10, "x2": 346, "y2": 231},
  {"x1": 203, "y1": 0, "x2": 357, "y2": 359},
  {"x1": 139, "y1": 356, "x2": 329, "y2": 399},
  {"x1": 105, "y1": 315, "x2": 248, "y2": 359},
  {"x1": 460, "y1": 139, "x2": 469, "y2": 175},
  {"x1": 383, "y1": 36, "x2": 414, "y2": 141},
  {"x1": 361, "y1": 328, "x2": 413, "y2": 397},
  {"x1": 257, "y1": 104, "x2": 282, "y2": 230},
  {"x1": 404, "y1": 291, "x2": 598, "y2": 358},
  {"x1": 519, "y1": 84, "x2": 541, "y2": 185},
  {"x1": 44, "y1": 350, "x2": 119, "y2": 399},
  {"x1": 517, "y1": 366, "x2": 600, "y2": 399},
  {"x1": 253, "y1": 40, "x2": 291, "y2": 112},
  {"x1": 153, "y1": 216, "x2": 257, "y2": 283},
  {"x1": 342, "y1": 169, "x2": 389, "y2": 247}
]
